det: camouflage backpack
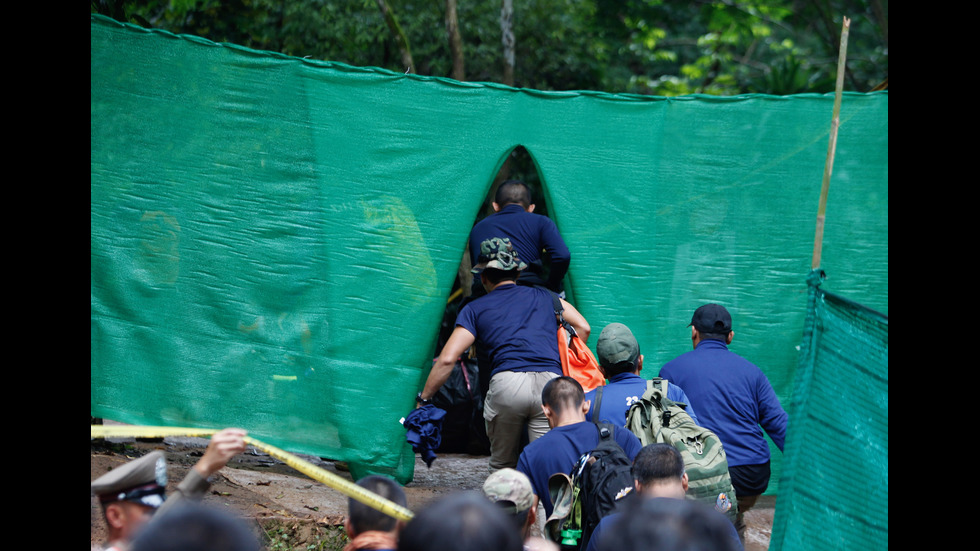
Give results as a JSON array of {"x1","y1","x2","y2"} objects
[{"x1": 625, "y1": 378, "x2": 739, "y2": 524}]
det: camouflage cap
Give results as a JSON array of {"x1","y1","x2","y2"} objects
[
  {"x1": 544, "y1": 472, "x2": 575, "y2": 541},
  {"x1": 471, "y1": 237, "x2": 528, "y2": 274},
  {"x1": 596, "y1": 322, "x2": 640, "y2": 368},
  {"x1": 483, "y1": 468, "x2": 534, "y2": 514},
  {"x1": 91, "y1": 450, "x2": 168, "y2": 509}
]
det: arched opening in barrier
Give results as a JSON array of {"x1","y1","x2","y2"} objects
[
  {"x1": 427, "y1": 144, "x2": 557, "y2": 456},
  {"x1": 461, "y1": 144, "x2": 553, "y2": 295}
]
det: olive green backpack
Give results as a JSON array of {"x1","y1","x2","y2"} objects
[{"x1": 625, "y1": 378, "x2": 739, "y2": 524}]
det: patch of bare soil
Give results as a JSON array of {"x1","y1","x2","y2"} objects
[{"x1": 90, "y1": 430, "x2": 774, "y2": 550}]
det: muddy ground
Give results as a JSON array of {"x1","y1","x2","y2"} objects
[{"x1": 91, "y1": 423, "x2": 774, "y2": 550}]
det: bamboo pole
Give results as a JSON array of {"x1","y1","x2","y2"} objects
[{"x1": 812, "y1": 16, "x2": 851, "y2": 270}]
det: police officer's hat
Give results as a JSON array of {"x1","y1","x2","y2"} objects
[{"x1": 91, "y1": 450, "x2": 168, "y2": 508}]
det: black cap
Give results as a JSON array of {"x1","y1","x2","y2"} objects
[{"x1": 689, "y1": 303, "x2": 732, "y2": 334}]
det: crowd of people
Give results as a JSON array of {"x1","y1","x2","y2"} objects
[
  {"x1": 415, "y1": 179, "x2": 787, "y2": 548},
  {"x1": 91, "y1": 433, "x2": 751, "y2": 551},
  {"x1": 92, "y1": 179, "x2": 788, "y2": 550}
]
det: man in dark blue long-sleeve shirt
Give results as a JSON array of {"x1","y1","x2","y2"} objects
[
  {"x1": 468, "y1": 179, "x2": 570, "y2": 297},
  {"x1": 658, "y1": 303, "x2": 787, "y2": 545},
  {"x1": 466, "y1": 179, "x2": 571, "y2": 408}
]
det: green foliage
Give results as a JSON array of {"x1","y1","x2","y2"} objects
[
  {"x1": 746, "y1": 53, "x2": 837, "y2": 95},
  {"x1": 91, "y1": 0, "x2": 887, "y2": 96},
  {"x1": 260, "y1": 519, "x2": 349, "y2": 551}
]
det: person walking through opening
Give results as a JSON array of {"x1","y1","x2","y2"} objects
[{"x1": 416, "y1": 238, "x2": 590, "y2": 471}]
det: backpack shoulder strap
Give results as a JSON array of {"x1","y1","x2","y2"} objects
[
  {"x1": 595, "y1": 421, "x2": 617, "y2": 442},
  {"x1": 546, "y1": 288, "x2": 567, "y2": 328},
  {"x1": 544, "y1": 287, "x2": 563, "y2": 315},
  {"x1": 643, "y1": 378, "x2": 658, "y2": 398},
  {"x1": 592, "y1": 422, "x2": 630, "y2": 461},
  {"x1": 592, "y1": 387, "x2": 604, "y2": 426},
  {"x1": 654, "y1": 377, "x2": 690, "y2": 409},
  {"x1": 641, "y1": 378, "x2": 671, "y2": 425},
  {"x1": 548, "y1": 290, "x2": 580, "y2": 339},
  {"x1": 646, "y1": 377, "x2": 672, "y2": 401}
]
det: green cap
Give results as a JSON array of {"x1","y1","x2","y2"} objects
[
  {"x1": 483, "y1": 468, "x2": 534, "y2": 514},
  {"x1": 91, "y1": 450, "x2": 168, "y2": 508},
  {"x1": 596, "y1": 322, "x2": 640, "y2": 368},
  {"x1": 471, "y1": 237, "x2": 527, "y2": 273}
]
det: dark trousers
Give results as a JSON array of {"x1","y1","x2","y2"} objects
[{"x1": 729, "y1": 461, "x2": 771, "y2": 544}]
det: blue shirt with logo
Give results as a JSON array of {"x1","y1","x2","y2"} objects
[{"x1": 585, "y1": 373, "x2": 701, "y2": 427}]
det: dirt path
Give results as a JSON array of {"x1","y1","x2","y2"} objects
[{"x1": 91, "y1": 426, "x2": 773, "y2": 550}]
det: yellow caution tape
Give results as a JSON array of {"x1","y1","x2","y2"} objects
[
  {"x1": 447, "y1": 287, "x2": 463, "y2": 304},
  {"x1": 91, "y1": 425, "x2": 414, "y2": 522}
]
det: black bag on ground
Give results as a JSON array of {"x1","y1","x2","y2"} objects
[
  {"x1": 431, "y1": 356, "x2": 490, "y2": 455},
  {"x1": 431, "y1": 289, "x2": 491, "y2": 456}
]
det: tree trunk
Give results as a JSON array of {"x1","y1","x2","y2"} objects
[
  {"x1": 376, "y1": 0, "x2": 416, "y2": 74},
  {"x1": 500, "y1": 0, "x2": 515, "y2": 86},
  {"x1": 445, "y1": 0, "x2": 465, "y2": 80},
  {"x1": 869, "y1": 0, "x2": 888, "y2": 47}
]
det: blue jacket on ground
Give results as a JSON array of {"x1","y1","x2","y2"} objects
[
  {"x1": 584, "y1": 373, "x2": 701, "y2": 427},
  {"x1": 516, "y1": 421, "x2": 642, "y2": 518},
  {"x1": 657, "y1": 339, "x2": 787, "y2": 467}
]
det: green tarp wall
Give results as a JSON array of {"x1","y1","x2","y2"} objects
[
  {"x1": 91, "y1": 14, "x2": 888, "y2": 491},
  {"x1": 771, "y1": 271, "x2": 888, "y2": 549}
]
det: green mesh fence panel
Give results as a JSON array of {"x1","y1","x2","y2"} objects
[
  {"x1": 770, "y1": 271, "x2": 888, "y2": 550},
  {"x1": 91, "y1": 14, "x2": 887, "y2": 486}
]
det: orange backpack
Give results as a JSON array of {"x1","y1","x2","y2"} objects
[{"x1": 550, "y1": 292, "x2": 605, "y2": 392}]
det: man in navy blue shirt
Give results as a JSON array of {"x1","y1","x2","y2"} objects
[
  {"x1": 585, "y1": 322, "x2": 700, "y2": 427},
  {"x1": 417, "y1": 239, "x2": 590, "y2": 471},
  {"x1": 658, "y1": 303, "x2": 788, "y2": 545},
  {"x1": 466, "y1": 180, "x2": 572, "y2": 411},
  {"x1": 468, "y1": 179, "x2": 570, "y2": 297},
  {"x1": 516, "y1": 376, "x2": 642, "y2": 519},
  {"x1": 585, "y1": 443, "x2": 742, "y2": 551}
]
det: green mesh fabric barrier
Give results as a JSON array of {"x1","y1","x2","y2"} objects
[
  {"x1": 770, "y1": 271, "x2": 888, "y2": 550},
  {"x1": 91, "y1": 14, "x2": 888, "y2": 486}
]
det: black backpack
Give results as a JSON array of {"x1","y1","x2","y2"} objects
[{"x1": 551, "y1": 422, "x2": 635, "y2": 551}]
